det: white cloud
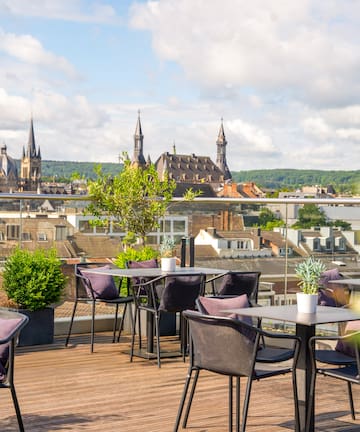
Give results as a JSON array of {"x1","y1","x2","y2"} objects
[
  {"x1": 130, "y1": 0, "x2": 360, "y2": 106},
  {"x1": 0, "y1": 0, "x2": 119, "y2": 23},
  {"x1": 0, "y1": 29, "x2": 79, "y2": 78}
]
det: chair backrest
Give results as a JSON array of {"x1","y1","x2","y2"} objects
[
  {"x1": 127, "y1": 259, "x2": 158, "y2": 270},
  {"x1": 217, "y1": 271, "x2": 261, "y2": 302},
  {"x1": 183, "y1": 310, "x2": 257, "y2": 377},
  {"x1": 0, "y1": 311, "x2": 28, "y2": 383},
  {"x1": 159, "y1": 274, "x2": 205, "y2": 312},
  {"x1": 126, "y1": 259, "x2": 158, "y2": 285},
  {"x1": 75, "y1": 263, "x2": 119, "y2": 300}
]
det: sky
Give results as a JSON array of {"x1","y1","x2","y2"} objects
[{"x1": 0, "y1": 0, "x2": 360, "y2": 171}]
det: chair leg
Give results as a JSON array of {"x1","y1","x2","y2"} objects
[
  {"x1": 347, "y1": 381, "x2": 355, "y2": 420},
  {"x1": 292, "y1": 368, "x2": 300, "y2": 432},
  {"x1": 229, "y1": 376, "x2": 233, "y2": 432},
  {"x1": 90, "y1": 300, "x2": 96, "y2": 353},
  {"x1": 306, "y1": 370, "x2": 317, "y2": 432},
  {"x1": 137, "y1": 306, "x2": 142, "y2": 350},
  {"x1": 65, "y1": 299, "x2": 78, "y2": 347},
  {"x1": 236, "y1": 377, "x2": 240, "y2": 432},
  {"x1": 182, "y1": 369, "x2": 200, "y2": 428},
  {"x1": 112, "y1": 303, "x2": 119, "y2": 343},
  {"x1": 10, "y1": 384, "x2": 25, "y2": 432},
  {"x1": 241, "y1": 377, "x2": 253, "y2": 432},
  {"x1": 154, "y1": 312, "x2": 161, "y2": 368},
  {"x1": 117, "y1": 302, "x2": 134, "y2": 343},
  {"x1": 173, "y1": 366, "x2": 194, "y2": 432},
  {"x1": 130, "y1": 305, "x2": 138, "y2": 362}
]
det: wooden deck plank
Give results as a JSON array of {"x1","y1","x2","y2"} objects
[{"x1": 0, "y1": 333, "x2": 359, "y2": 431}]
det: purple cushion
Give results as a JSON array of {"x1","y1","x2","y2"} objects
[
  {"x1": 320, "y1": 268, "x2": 342, "y2": 286},
  {"x1": 335, "y1": 320, "x2": 360, "y2": 357},
  {"x1": 318, "y1": 289, "x2": 337, "y2": 307},
  {"x1": 127, "y1": 259, "x2": 158, "y2": 269},
  {"x1": 198, "y1": 295, "x2": 256, "y2": 342},
  {"x1": 218, "y1": 272, "x2": 259, "y2": 300},
  {"x1": 78, "y1": 265, "x2": 118, "y2": 300},
  {"x1": 198, "y1": 294, "x2": 249, "y2": 317},
  {"x1": 127, "y1": 259, "x2": 158, "y2": 286},
  {"x1": 0, "y1": 317, "x2": 23, "y2": 382}
]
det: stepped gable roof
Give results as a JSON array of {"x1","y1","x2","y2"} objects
[
  {"x1": 155, "y1": 152, "x2": 225, "y2": 185},
  {"x1": 0, "y1": 144, "x2": 18, "y2": 179}
]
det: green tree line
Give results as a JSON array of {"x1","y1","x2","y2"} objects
[
  {"x1": 232, "y1": 169, "x2": 360, "y2": 192},
  {"x1": 15, "y1": 161, "x2": 360, "y2": 189}
]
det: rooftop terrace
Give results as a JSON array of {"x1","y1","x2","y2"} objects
[{"x1": 1, "y1": 331, "x2": 360, "y2": 431}]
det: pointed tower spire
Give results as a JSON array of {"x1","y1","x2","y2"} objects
[
  {"x1": 132, "y1": 110, "x2": 146, "y2": 167},
  {"x1": 20, "y1": 117, "x2": 42, "y2": 191},
  {"x1": 216, "y1": 118, "x2": 232, "y2": 181},
  {"x1": 27, "y1": 117, "x2": 37, "y2": 158}
]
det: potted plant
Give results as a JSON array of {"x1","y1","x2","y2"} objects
[
  {"x1": 1, "y1": 247, "x2": 67, "y2": 345},
  {"x1": 159, "y1": 236, "x2": 177, "y2": 271},
  {"x1": 295, "y1": 256, "x2": 326, "y2": 313}
]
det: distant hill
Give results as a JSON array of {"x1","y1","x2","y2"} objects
[
  {"x1": 25, "y1": 161, "x2": 360, "y2": 190},
  {"x1": 232, "y1": 169, "x2": 360, "y2": 190},
  {"x1": 39, "y1": 160, "x2": 122, "y2": 181}
]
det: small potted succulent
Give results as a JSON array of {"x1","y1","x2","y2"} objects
[
  {"x1": 295, "y1": 256, "x2": 326, "y2": 313},
  {"x1": 159, "y1": 236, "x2": 177, "y2": 271}
]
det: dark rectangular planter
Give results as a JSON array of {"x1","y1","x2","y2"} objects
[
  {"x1": 17, "y1": 307, "x2": 54, "y2": 346},
  {"x1": 159, "y1": 311, "x2": 176, "y2": 336}
]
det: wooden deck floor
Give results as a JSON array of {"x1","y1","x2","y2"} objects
[{"x1": 1, "y1": 332, "x2": 360, "y2": 432}]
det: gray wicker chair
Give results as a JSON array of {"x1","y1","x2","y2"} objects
[{"x1": 174, "y1": 310, "x2": 301, "y2": 432}]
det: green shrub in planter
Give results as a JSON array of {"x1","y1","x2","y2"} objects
[{"x1": 2, "y1": 248, "x2": 66, "y2": 311}]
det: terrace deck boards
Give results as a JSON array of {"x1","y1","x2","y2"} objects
[{"x1": 0, "y1": 333, "x2": 359, "y2": 431}]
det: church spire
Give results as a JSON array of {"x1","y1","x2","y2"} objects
[
  {"x1": 27, "y1": 117, "x2": 37, "y2": 158},
  {"x1": 132, "y1": 110, "x2": 146, "y2": 167},
  {"x1": 216, "y1": 118, "x2": 232, "y2": 181}
]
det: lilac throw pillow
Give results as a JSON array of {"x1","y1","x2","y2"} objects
[
  {"x1": 79, "y1": 265, "x2": 118, "y2": 300},
  {"x1": 318, "y1": 289, "x2": 337, "y2": 307},
  {"x1": 320, "y1": 268, "x2": 342, "y2": 286},
  {"x1": 198, "y1": 294, "x2": 249, "y2": 317},
  {"x1": 197, "y1": 295, "x2": 256, "y2": 342},
  {"x1": 0, "y1": 317, "x2": 23, "y2": 382}
]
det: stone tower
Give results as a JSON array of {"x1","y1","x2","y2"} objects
[
  {"x1": 131, "y1": 111, "x2": 146, "y2": 167},
  {"x1": 216, "y1": 119, "x2": 232, "y2": 182},
  {"x1": 20, "y1": 117, "x2": 41, "y2": 191}
]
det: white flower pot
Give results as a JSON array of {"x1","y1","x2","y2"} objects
[
  {"x1": 296, "y1": 292, "x2": 318, "y2": 314},
  {"x1": 161, "y1": 257, "x2": 176, "y2": 272}
]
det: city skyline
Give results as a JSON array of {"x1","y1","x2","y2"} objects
[{"x1": 0, "y1": 1, "x2": 359, "y2": 171}]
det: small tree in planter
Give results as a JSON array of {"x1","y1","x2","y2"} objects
[
  {"x1": 159, "y1": 236, "x2": 177, "y2": 271},
  {"x1": 295, "y1": 256, "x2": 326, "y2": 313},
  {"x1": 2, "y1": 248, "x2": 67, "y2": 345}
]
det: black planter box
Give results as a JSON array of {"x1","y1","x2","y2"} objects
[
  {"x1": 17, "y1": 307, "x2": 54, "y2": 346},
  {"x1": 159, "y1": 311, "x2": 176, "y2": 336}
]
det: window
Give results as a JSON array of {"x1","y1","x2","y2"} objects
[
  {"x1": 22, "y1": 232, "x2": 31, "y2": 241},
  {"x1": 38, "y1": 233, "x2": 47, "y2": 241},
  {"x1": 55, "y1": 226, "x2": 66, "y2": 241},
  {"x1": 6, "y1": 224, "x2": 20, "y2": 240},
  {"x1": 79, "y1": 220, "x2": 92, "y2": 233}
]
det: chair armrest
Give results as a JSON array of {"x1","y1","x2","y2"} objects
[
  {"x1": 309, "y1": 330, "x2": 360, "y2": 345},
  {"x1": 258, "y1": 327, "x2": 301, "y2": 343}
]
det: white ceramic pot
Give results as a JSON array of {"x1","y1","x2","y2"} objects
[
  {"x1": 296, "y1": 292, "x2": 318, "y2": 314},
  {"x1": 161, "y1": 257, "x2": 176, "y2": 272}
]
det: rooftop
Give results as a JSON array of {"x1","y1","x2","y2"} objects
[{"x1": 1, "y1": 331, "x2": 360, "y2": 431}]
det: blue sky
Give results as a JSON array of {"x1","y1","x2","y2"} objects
[{"x1": 0, "y1": 0, "x2": 360, "y2": 171}]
